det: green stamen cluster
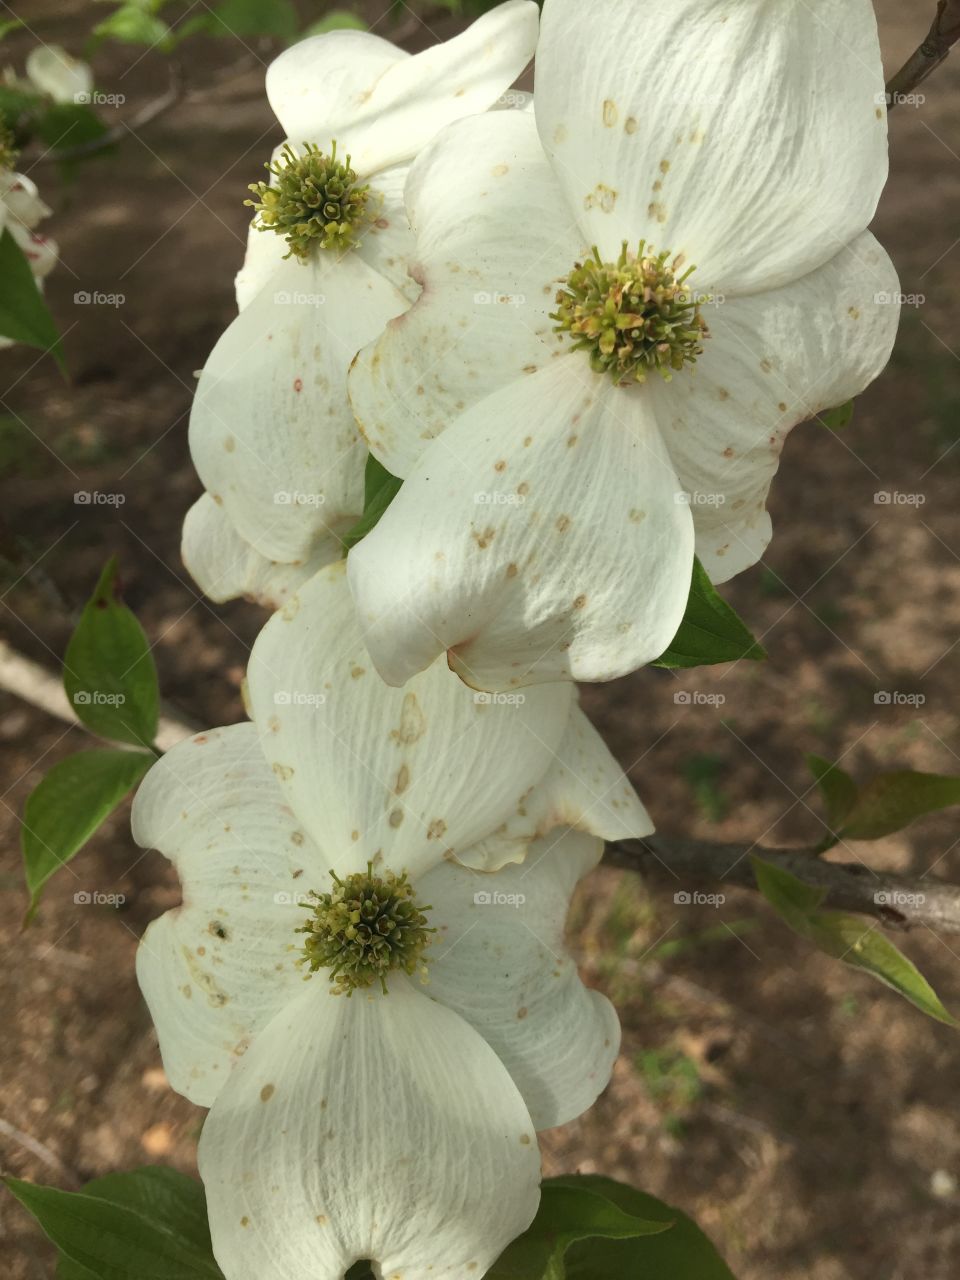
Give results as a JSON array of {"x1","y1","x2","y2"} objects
[
  {"x1": 298, "y1": 865, "x2": 434, "y2": 995},
  {"x1": 553, "y1": 241, "x2": 707, "y2": 385},
  {"x1": 246, "y1": 141, "x2": 370, "y2": 260}
]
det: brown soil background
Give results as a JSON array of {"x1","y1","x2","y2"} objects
[{"x1": 2, "y1": 2, "x2": 960, "y2": 1277}]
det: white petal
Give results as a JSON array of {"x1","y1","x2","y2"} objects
[
  {"x1": 650, "y1": 233, "x2": 901, "y2": 582},
  {"x1": 422, "y1": 828, "x2": 618, "y2": 1129},
  {"x1": 26, "y1": 45, "x2": 93, "y2": 104},
  {"x1": 189, "y1": 251, "x2": 405, "y2": 563},
  {"x1": 199, "y1": 976, "x2": 540, "y2": 1280},
  {"x1": 9, "y1": 222, "x2": 58, "y2": 280},
  {"x1": 0, "y1": 172, "x2": 52, "y2": 230},
  {"x1": 349, "y1": 357, "x2": 695, "y2": 689},
  {"x1": 350, "y1": 109, "x2": 582, "y2": 477},
  {"x1": 266, "y1": 1, "x2": 539, "y2": 176},
  {"x1": 352, "y1": 163, "x2": 419, "y2": 302},
  {"x1": 132, "y1": 724, "x2": 328, "y2": 1106},
  {"x1": 181, "y1": 493, "x2": 339, "y2": 610},
  {"x1": 234, "y1": 217, "x2": 286, "y2": 313},
  {"x1": 247, "y1": 561, "x2": 576, "y2": 880},
  {"x1": 536, "y1": 0, "x2": 889, "y2": 293},
  {"x1": 461, "y1": 704, "x2": 651, "y2": 871}
]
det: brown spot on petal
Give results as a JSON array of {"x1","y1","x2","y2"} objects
[
  {"x1": 260, "y1": 1084, "x2": 275, "y2": 1102},
  {"x1": 602, "y1": 99, "x2": 618, "y2": 127}
]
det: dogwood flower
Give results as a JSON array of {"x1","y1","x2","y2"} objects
[
  {"x1": 183, "y1": 2, "x2": 538, "y2": 611},
  {"x1": 134, "y1": 563, "x2": 647, "y2": 1279},
  {"x1": 0, "y1": 138, "x2": 57, "y2": 351},
  {"x1": 347, "y1": 0, "x2": 901, "y2": 691},
  {"x1": 24, "y1": 45, "x2": 93, "y2": 104}
]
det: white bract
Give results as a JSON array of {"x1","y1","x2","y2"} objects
[
  {"x1": 0, "y1": 166, "x2": 57, "y2": 351},
  {"x1": 183, "y1": 2, "x2": 538, "y2": 611},
  {"x1": 24, "y1": 45, "x2": 93, "y2": 104},
  {"x1": 134, "y1": 565, "x2": 649, "y2": 1279},
  {"x1": 347, "y1": 0, "x2": 901, "y2": 691}
]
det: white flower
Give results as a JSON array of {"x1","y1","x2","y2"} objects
[
  {"x1": 134, "y1": 565, "x2": 645, "y2": 1279},
  {"x1": 347, "y1": 0, "x2": 901, "y2": 691},
  {"x1": 0, "y1": 169, "x2": 57, "y2": 351},
  {"x1": 25, "y1": 45, "x2": 93, "y2": 104},
  {"x1": 183, "y1": 2, "x2": 539, "y2": 612}
]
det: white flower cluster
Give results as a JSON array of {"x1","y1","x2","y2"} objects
[{"x1": 138, "y1": 1, "x2": 899, "y2": 1276}]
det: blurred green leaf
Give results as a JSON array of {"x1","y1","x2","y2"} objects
[
  {"x1": 63, "y1": 558, "x2": 159, "y2": 748},
  {"x1": 5, "y1": 1170, "x2": 222, "y2": 1280},
  {"x1": 807, "y1": 753, "x2": 858, "y2": 835},
  {"x1": 92, "y1": 5, "x2": 172, "y2": 48},
  {"x1": 34, "y1": 102, "x2": 108, "y2": 152},
  {"x1": 208, "y1": 0, "x2": 298, "y2": 38},
  {"x1": 0, "y1": 17, "x2": 25, "y2": 40},
  {"x1": 0, "y1": 228, "x2": 64, "y2": 367},
  {"x1": 752, "y1": 856, "x2": 956, "y2": 1026},
  {"x1": 302, "y1": 10, "x2": 368, "y2": 34},
  {"x1": 819, "y1": 400, "x2": 854, "y2": 430},
  {"x1": 342, "y1": 453, "x2": 403, "y2": 553},
  {"x1": 22, "y1": 748, "x2": 152, "y2": 920},
  {"x1": 654, "y1": 557, "x2": 765, "y2": 669},
  {"x1": 489, "y1": 1178, "x2": 670, "y2": 1279},
  {"x1": 839, "y1": 771, "x2": 960, "y2": 841}
]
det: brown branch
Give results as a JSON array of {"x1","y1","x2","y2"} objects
[
  {"x1": 605, "y1": 836, "x2": 960, "y2": 935},
  {"x1": 885, "y1": 0, "x2": 960, "y2": 105}
]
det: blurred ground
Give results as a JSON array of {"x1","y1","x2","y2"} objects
[{"x1": 2, "y1": 1, "x2": 960, "y2": 1277}]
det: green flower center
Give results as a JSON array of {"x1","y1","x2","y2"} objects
[
  {"x1": 553, "y1": 241, "x2": 708, "y2": 385},
  {"x1": 246, "y1": 140, "x2": 370, "y2": 260},
  {"x1": 298, "y1": 865, "x2": 434, "y2": 996}
]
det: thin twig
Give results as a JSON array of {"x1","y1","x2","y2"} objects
[
  {"x1": 35, "y1": 65, "x2": 183, "y2": 165},
  {"x1": 886, "y1": 0, "x2": 960, "y2": 104},
  {"x1": 605, "y1": 836, "x2": 960, "y2": 934}
]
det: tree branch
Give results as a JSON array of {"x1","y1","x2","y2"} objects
[
  {"x1": 605, "y1": 836, "x2": 960, "y2": 935},
  {"x1": 886, "y1": 0, "x2": 960, "y2": 104}
]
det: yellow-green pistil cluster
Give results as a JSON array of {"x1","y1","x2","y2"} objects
[
  {"x1": 298, "y1": 866, "x2": 434, "y2": 996},
  {"x1": 0, "y1": 121, "x2": 18, "y2": 171},
  {"x1": 553, "y1": 240, "x2": 708, "y2": 385},
  {"x1": 246, "y1": 140, "x2": 370, "y2": 260}
]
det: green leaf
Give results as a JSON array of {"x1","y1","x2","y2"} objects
[
  {"x1": 22, "y1": 748, "x2": 152, "y2": 919},
  {"x1": 752, "y1": 856, "x2": 956, "y2": 1026},
  {"x1": 0, "y1": 17, "x2": 25, "y2": 40},
  {"x1": 489, "y1": 1178, "x2": 671, "y2": 1279},
  {"x1": 839, "y1": 771, "x2": 960, "y2": 841},
  {"x1": 807, "y1": 753, "x2": 858, "y2": 833},
  {"x1": 0, "y1": 228, "x2": 64, "y2": 367},
  {"x1": 5, "y1": 1172, "x2": 223, "y2": 1280},
  {"x1": 819, "y1": 400, "x2": 854, "y2": 430},
  {"x1": 654, "y1": 557, "x2": 765, "y2": 669},
  {"x1": 341, "y1": 454, "x2": 404, "y2": 553},
  {"x1": 34, "y1": 102, "x2": 109, "y2": 152},
  {"x1": 302, "y1": 10, "x2": 368, "y2": 34},
  {"x1": 92, "y1": 6, "x2": 172, "y2": 49},
  {"x1": 557, "y1": 1176, "x2": 736, "y2": 1280},
  {"x1": 208, "y1": 0, "x2": 299, "y2": 38},
  {"x1": 63, "y1": 558, "x2": 159, "y2": 748}
]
